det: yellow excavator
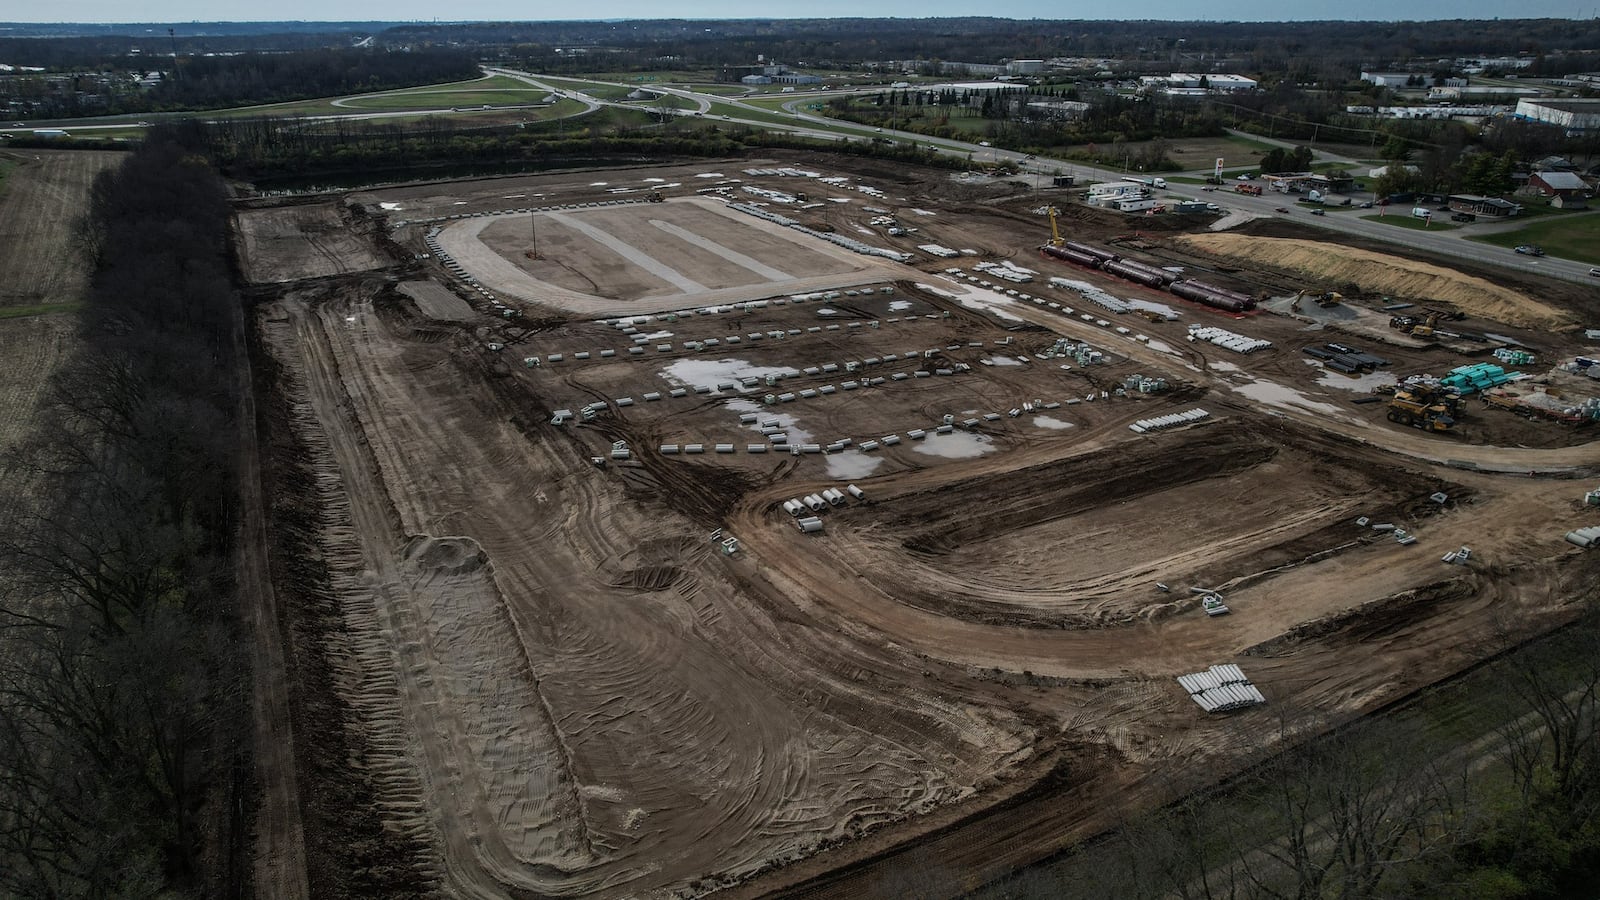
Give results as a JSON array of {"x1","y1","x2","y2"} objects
[{"x1": 1290, "y1": 288, "x2": 1343, "y2": 312}]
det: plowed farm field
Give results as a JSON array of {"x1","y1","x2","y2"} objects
[
  {"x1": 0, "y1": 149, "x2": 120, "y2": 309},
  {"x1": 245, "y1": 157, "x2": 1600, "y2": 899}
]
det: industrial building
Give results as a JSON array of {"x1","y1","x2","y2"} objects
[
  {"x1": 1514, "y1": 98, "x2": 1600, "y2": 132},
  {"x1": 1006, "y1": 59, "x2": 1045, "y2": 75},
  {"x1": 1360, "y1": 71, "x2": 1417, "y2": 87},
  {"x1": 1026, "y1": 98, "x2": 1089, "y2": 120},
  {"x1": 1139, "y1": 73, "x2": 1257, "y2": 94}
]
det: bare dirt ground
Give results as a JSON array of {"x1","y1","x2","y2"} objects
[
  {"x1": 0, "y1": 315, "x2": 72, "y2": 457},
  {"x1": 242, "y1": 154, "x2": 1600, "y2": 899},
  {"x1": 0, "y1": 149, "x2": 120, "y2": 307},
  {"x1": 233, "y1": 200, "x2": 389, "y2": 283}
]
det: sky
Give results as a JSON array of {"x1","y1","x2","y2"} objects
[{"x1": 2, "y1": 2, "x2": 1596, "y2": 24}]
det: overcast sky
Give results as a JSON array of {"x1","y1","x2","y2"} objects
[{"x1": 4, "y1": 1, "x2": 1596, "y2": 24}]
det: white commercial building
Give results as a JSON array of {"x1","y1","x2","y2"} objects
[
  {"x1": 1514, "y1": 98, "x2": 1600, "y2": 132},
  {"x1": 1139, "y1": 73, "x2": 1257, "y2": 93},
  {"x1": 1361, "y1": 71, "x2": 1416, "y2": 87}
]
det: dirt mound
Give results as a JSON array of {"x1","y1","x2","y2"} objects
[
  {"x1": 1172, "y1": 233, "x2": 1575, "y2": 330},
  {"x1": 402, "y1": 535, "x2": 488, "y2": 576}
]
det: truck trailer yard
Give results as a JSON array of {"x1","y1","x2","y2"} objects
[{"x1": 233, "y1": 154, "x2": 1600, "y2": 898}]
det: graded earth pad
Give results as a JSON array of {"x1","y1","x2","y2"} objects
[
  {"x1": 247, "y1": 157, "x2": 1600, "y2": 899},
  {"x1": 1172, "y1": 232, "x2": 1575, "y2": 330},
  {"x1": 234, "y1": 201, "x2": 390, "y2": 283},
  {"x1": 436, "y1": 197, "x2": 908, "y2": 314}
]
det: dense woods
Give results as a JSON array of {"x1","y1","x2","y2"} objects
[
  {"x1": 0, "y1": 129, "x2": 247, "y2": 897},
  {"x1": 164, "y1": 115, "x2": 962, "y2": 186},
  {"x1": 1, "y1": 47, "x2": 480, "y2": 119},
  {"x1": 382, "y1": 18, "x2": 1600, "y2": 75},
  {"x1": 149, "y1": 49, "x2": 480, "y2": 111}
]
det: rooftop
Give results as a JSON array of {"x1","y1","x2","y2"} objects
[
  {"x1": 1520, "y1": 98, "x2": 1600, "y2": 112},
  {"x1": 1533, "y1": 171, "x2": 1588, "y2": 190}
]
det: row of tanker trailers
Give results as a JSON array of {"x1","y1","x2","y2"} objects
[{"x1": 1040, "y1": 241, "x2": 1258, "y2": 314}]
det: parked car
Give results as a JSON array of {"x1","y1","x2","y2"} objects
[
  {"x1": 1514, "y1": 245, "x2": 1545, "y2": 256},
  {"x1": 1359, "y1": 201, "x2": 1374, "y2": 208}
]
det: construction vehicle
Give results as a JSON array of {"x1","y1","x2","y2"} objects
[
  {"x1": 1389, "y1": 313, "x2": 1441, "y2": 337},
  {"x1": 1047, "y1": 206, "x2": 1065, "y2": 247},
  {"x1": 1387, "y1": 383, "x2": 1462, "y2": 432},
  {"x1": 1291, "y1": 289, "x2": 1344, "y2": 312},
  {"x1": 646, "y1": 190, "x2": 664, "y2": 202}
]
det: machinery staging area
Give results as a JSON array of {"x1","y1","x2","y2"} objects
[{"x1": 235, "y1": 155, "x2": 1600, "y2": 898}]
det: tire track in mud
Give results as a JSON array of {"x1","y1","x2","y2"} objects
[
  {"x1": 269, "y1": 289, "x2": 1034, "y2": 897},
  {"x1": 294, "y1": 299, "x2": 603, "y2": 894}
]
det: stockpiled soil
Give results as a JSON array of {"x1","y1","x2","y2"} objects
[{"x1": 1173, "y1": 233, "x2": 1576, "y2": 330}]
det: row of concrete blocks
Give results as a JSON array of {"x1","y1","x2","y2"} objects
[{"x1": 395, "y1": 197, "x2": 652, "y2": 229}]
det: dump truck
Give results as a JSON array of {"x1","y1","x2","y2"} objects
[{"x1": 1387, "y1": 383, "x2": 1462, "y2": 432}]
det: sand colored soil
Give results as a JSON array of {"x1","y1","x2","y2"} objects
[{"x1": 1173, "y1": 233, "x2": 1576, "y2": 330}]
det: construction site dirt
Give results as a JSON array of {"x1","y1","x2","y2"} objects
[{"x1": 235, "y1": 153, "x2": 1600, "y2": 899}]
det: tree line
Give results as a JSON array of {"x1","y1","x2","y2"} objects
[
  {"x1": 2, "y1": 47, "x2": 480, "y2": 120},
  {"x1": 823, "y1": 89, "x2": 1222, "y2": 168},
  {"x1": 150, "y1": 49, "x2": 480, "y2": 111},
  {"x1": 0, "y1": 127, "x2": 247, "y2": 897},
  {"x1": 156, "y1": 115, "x2": 964, "y2": 186},
  {"x1": 973, "y1": 603, "x2": 1600, "y2": 900}
]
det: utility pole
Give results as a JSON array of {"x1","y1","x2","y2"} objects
[{"x1": 168, "y1": 28, "x2": 180, "y2": 80}]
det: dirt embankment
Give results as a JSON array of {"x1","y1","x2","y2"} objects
[{"x1": 1172, "y1": 233, "x2": 1576, "y2": 331}]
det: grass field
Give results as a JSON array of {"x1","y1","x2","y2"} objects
[
  {"x1": 338, "y1": 88, "x2": 554, "y2": 111},
  {"x1": 0, "y1": 301, "x2": 82, "y2": 320},
  {"x1": 687, "y1": 84, "x2": 753, "y2": 96},
  {"x1": 1360, "y1": 213, "x2": 1460, "y2": 231},
  {"x1": 631, "y1": 93, "x2": 698, "y2": 110},
  {"x1": 1467, "y1": 212, "x2": 1600, "y2": 264}
]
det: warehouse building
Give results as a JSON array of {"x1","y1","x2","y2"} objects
[
  {"x1": 1139, "y1": 73, "x2": 1257, "y2": 93},
  {"x1": 1361, "y1": 71, "x2": 1417, "y2": 87},
  {"x1": 1514, "y1": 98, "x2": 1600, "y2": 132}
]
